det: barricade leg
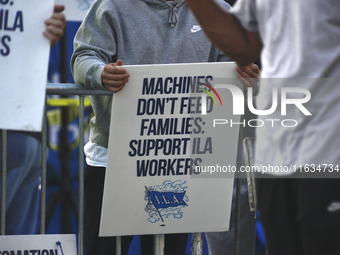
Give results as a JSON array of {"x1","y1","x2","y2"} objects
[
  {"x1": 78, "y1": 96, "x2": 85, "y2": 255},
  {"x1": 154, "y1": 234, "x2": 164, "y2": 255},
  {"x1": 1, "y1": 130, "x2": 6, "y2": 235},
  {"x1": 191, "y1": 233, "x2": 203, "y2": 255}
]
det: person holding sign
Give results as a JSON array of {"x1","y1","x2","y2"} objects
[
  {"x1": 184, "y1": 0, "x2": 340, "y2": 255},
  {"x1": 0, "y1": 5, "x2": 66, "y2": 235},
  {"x1": 71, "y1": 0, "x2": 259, "y2": 254}
]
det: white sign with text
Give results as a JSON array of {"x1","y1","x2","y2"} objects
[
  {"x1": 0, "y1": 0, "x2": 54, "y2": 131},
  {"x1": 0, "y1": 234, "x2": 77, "y2": 255},
  {"x1": 100, "y1": 62, "x2": 243, "y2": 236}
]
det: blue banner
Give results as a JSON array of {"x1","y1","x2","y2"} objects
[{"x1": 149, "y1": 191, "x2": 188, "y2": 209}]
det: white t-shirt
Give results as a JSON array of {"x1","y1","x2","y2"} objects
[
  {"x1": 231, "y1": 0, "x2": 340, "y2": 175},
  {"x1": 84, "y1": 141, "x2": 108, "y2": 167}
]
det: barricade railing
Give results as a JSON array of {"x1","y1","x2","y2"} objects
[{"x1": 0, "y1": 83, "x2": 250, "y2": 255}]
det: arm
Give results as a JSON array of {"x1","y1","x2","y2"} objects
[
  {"x1": 43, "y1": 5, "x2": 66, "y2": 46},
  {"x1": 186, "y1": 0, "x2": 262, "y2": 66},
  {"x1": 70, "y1": 1, "x2": 124, "y2": 91}
]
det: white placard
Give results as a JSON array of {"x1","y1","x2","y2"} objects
[
  {"x1": 0, "y1": 234, "x2": 77, "y2": 255},
  {"x1": 0, "y1": 0, "x2": 54, "y2": 131},
  {"x1": 54, "y1": 0, "x2": 96, "y2": 21},
  {"x1": 100, "y1": 62, "x2": 244, "y2": 236}
]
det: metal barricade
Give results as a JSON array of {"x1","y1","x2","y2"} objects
[
  {"x1": 46, "y1": 83, "x2": 112, "y2": 255},
  {"x1": 0, "y1": 83, "x2": 249, "y2": 255}
]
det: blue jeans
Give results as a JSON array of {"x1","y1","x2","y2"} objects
[{"x1": 0, "y1": 131, "x2": 42, "y2": 234}]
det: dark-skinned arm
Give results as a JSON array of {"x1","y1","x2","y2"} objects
[{"x1": 186, "y1": 0, "x2": 263, "y2": 66}]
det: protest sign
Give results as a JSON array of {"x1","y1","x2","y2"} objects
[
  {"x1": 0, "y1": 0, "x2": 54, "y2": 131},
  {"x1": 100, "y1": 62, "x2": 243, "y2": 236},
  {"x1": 0, "y1": 234, "x2": 76, "y2": 255}
]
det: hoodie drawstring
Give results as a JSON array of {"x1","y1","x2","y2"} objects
[
  {"x1": 166, "y1": 1, "x2": 185, "y2": 27},
  {"x1": 168, "y1": 6, "x2": 178, "y2": 27}
]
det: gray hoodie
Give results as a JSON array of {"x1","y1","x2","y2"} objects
[{"x1": 71, "y1": 0, "x2": 231, "y2": 148}]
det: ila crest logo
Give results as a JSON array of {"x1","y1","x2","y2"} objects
[{"x1": 145, "y1": 180, "x2": 188, "y2": 224}]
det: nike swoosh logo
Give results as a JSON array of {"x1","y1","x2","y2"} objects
[
  {"x1": 327, "y1": 202, "x2": 340, "y2": 212},
  {"x1": 191, "y1": 26, "x2": 202, "y2": 33}
]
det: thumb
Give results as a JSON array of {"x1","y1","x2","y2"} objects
[
  {"x1": 116, "y1": 59, "x2": 123, "y2": 66},
  {"x1": 53, "y1": 5, "x2": 65, "y2": 13}
]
